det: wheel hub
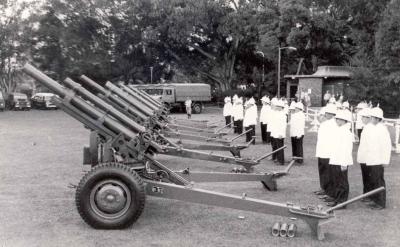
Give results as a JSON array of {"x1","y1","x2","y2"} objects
[{"x1": 95, "y1": 184, "x2": 127, "y2": 214}]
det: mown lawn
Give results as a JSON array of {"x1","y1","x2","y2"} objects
[{"x1": 0, "y1": 108, "x2": 399, "y2": 247}]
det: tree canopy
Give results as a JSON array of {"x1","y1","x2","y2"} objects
[{"x1": 1, "y1": 0, "x2": 400, "y2": 113}]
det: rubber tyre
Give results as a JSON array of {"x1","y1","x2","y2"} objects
[
  {"x1": 192, "y1": 103, "x2": 202, "y2": 114},
  {"x1": 75, "y1": 163, "x2": 146, "y2": 229}
]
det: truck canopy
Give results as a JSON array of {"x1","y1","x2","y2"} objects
[
  {"x1": 132, "y1": 83, "x2": 211, "y2": 102},
  {"x1": 170, "y1": 83, "x2": 211, "y2": 102}
]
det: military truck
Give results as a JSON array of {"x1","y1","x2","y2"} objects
[{"x1": 131, "y1": 83, "x2": 211, "y2": 114}]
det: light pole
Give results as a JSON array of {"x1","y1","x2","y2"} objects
[
  {"x1": 255, "y1": 51, "x2": 265, "y2": 97},
  {"x1": 277, "y1": 46, "x2": 297, "y2": 97},
  {"x1": 150, "y1": 66, "x2": 153, "y2": 84}
]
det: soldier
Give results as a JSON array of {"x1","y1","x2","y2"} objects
[
  {"x1": 326, "y1": 109, "x2": 354, "y2": 207},
  {"x1": 355, "y1": 102, "x2": 368, "y2": 140},
  {"x1": 342, "y1": 101, "x2": 350, "y2": 110},
  {"x1": 232, "y1": 96, "x2": 244, "y2": 134},
  {"x1": 259, "y1": 96, "x2": 271, "y2": 144},
  {"x1": 223, "y1": 96, "x2": 233, "y2": 126},
  {"x1": 290, "y1": 102, "x2": 305, "y2": 164},
  {"x1": 317, "y1": 106, "x2": 327, "y2": 123},
  {"x1": 231, "y1": 95, "x2": 239, "y2": 133},
  {"x1": 269, "y1": 98, "x2": 278, "y2": 161},
  {"x1": 184, "y1": 97, "x2": 192, "y2": 119},
  {"x1": 314, "y1": 104, "x2": 337, "y2": 197},
  {"x1": 356, "y1": 107, "x2": 372, "y2": 197},
  {"x1": 363, "y1": 107, "x2": 391, "y2": 210},
  {"x1": 243, "y1": 97, "x2": 257, "y2": 144},
  {"x1": 270, "y1": 99, "x2": 287, "y2": 165}
]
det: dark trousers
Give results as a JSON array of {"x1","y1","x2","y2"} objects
[
  {"x1": 291, "y1": 136, "x2": 304, "y2": 163},
  {"x1": 271, "y1": 137, "x2": 276, "y2": 160},
  {"x1": 330, "y1": 165, "x2": 349, "y2": 203},
  {"x1": 234, "y1": 120, "x2": 243, "y2": 134},
  {"x1": 225, "y1": 116, "x2": 232, "y2": 127},
  {"x1": 360, "y1": 163, "x2": 371, "y2": 193},
  {"x1": 318, "y1": 158, "x2": 331, "y2": 193},
  {"x1": 273, "y1": 138, "x2": 285, "y2": 165},
  {"x1": 266, "y1": 132, "x2": 271, "y2": 144},
  {"x1": 357, "y1": 129, "x2": 363, "y2": 140},
  {"x1": 260, "y1": 123, "x2": 267, "y2": 143},
  {"x1": 368, "y1": 165, "x2": 386, "y2": 207},
  {"x1": 245, "y1": 125, "x2": 256, "y2": 144}
]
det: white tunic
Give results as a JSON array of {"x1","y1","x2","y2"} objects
[
  {"x1": 362, "y1": 123, "x2": 392, "y2": 166},
  {"x1": 316, "y1": 118, "x2": 338, "y2": 158},
  {"x1": 232, "y1": 104, "x2": 244, "y2": 120},
  {"x1": 270, "y1": 110, "x2": 287, "y2": 138},
  {"x1": 289, "y1": 111, "x2": 305, "y2": 137},
  {"x1": 356, "y1": 123, "x2": 373, "y2": 163},
  {"x1": 223, "y1": 102, "x2": 232, "y2": 117},
  {"x1": 259, "y1": 104, "x2": 271, "y2": 124},
  {"x1": 243, "y1": 104, "x2": 258, "y2": 127},
  {"x1": 329, "y1": 124, "x2": 353, "y2": 166}
]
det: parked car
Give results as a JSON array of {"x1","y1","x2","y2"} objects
[
  {"x1": 0, "y1": 91, "x2": 5, "y2": 111},
  {"x1": 31, "y1": 93, "x2": 57, "y2": 109},
  {"x1": 7, "y1": 93, "x2": 31, "y2": 111}
]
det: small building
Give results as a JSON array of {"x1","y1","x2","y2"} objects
[{"x1": 284, "y1": 66, "x2": 352, "y2": 106}]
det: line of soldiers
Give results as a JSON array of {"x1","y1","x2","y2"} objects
[
  {"x1": 315, "y1": 101, "x2": 391, "y2": 210},
  {"x1": 224, "y1": 95, "x2": 391, "y2": 210},
  {"x1": 223, "y1": 95, "x2": 305, "y2": 166}
]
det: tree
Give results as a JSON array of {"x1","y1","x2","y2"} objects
[{"x1": 0, "y1": 1, "x2": 39, "y2": 93}]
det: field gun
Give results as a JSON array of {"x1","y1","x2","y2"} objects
[
  {"x1": 22, "y1": 63, "x2": 384, "y2": 240},
  {"x1": 77, "y1": 75, "x2": 253, "y2": 157}
]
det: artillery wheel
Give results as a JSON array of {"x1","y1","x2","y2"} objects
[{"x1": 75, "y1": 163, "x2": 145, "y2": 229}]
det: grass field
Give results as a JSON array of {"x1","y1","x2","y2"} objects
[{"x1": 0, "y1": 108, "x2": 399, "y2": 247}]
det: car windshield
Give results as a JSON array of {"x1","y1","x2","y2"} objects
[{"x1": 144, "y1": 89, "x2": 163, "y2": 95}]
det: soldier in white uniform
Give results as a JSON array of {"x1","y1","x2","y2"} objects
[
  {"x1": 270, "y1": 100, "x2": 287, "y2": 165},
  {"x1": 185, "y1": 97, "x2": 192, "y2": 119},
  {"x1": 327, "y1": 109, "x2": 354, "y2": 207},
  {"x1": 232, "y1": 97, "x2": 244, "y2": 134},
  {"x1": 243, "y1": 97, "x2": 257, "y2": 144},
  {"x1": 342, "y1": 101, "x2": 350, "y2": 110},
  {"x1": 356, "y1": 107, "x2": 372, "y2": 196},
  {"x1": 362, "y1": 107, "x2": 391, "y2": 209},
  {"x1": 259, "y1": 96, "x2": 271, "y2": 144},
  {"x1": 315, "y1": 104, "x2": 337, "y2": 197},
  {"x1": 355, "y1": 102, "x2": 368, "y2": 140},
  {"x1": 290, "y1": 102, "x2": 305, "y2": 164},
  {"x1": 223, "y1": 96, "x2": 233, "y2": 126}
]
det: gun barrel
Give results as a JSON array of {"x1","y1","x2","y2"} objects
[
  {"x1": 128, "y1": 84, "x2": 162, "y2": 107},
  {"x1": 23, "y1": 63, "x2": 163, "y2": 152},
  {"x1": 63, "y1": 77, "x2": 146, "y2": 133},
  {"x1": 118, "y1": 83, "x2": 160, "y2": 111},
  {"x1": 23, "y1": 64, "x2": 141, "y2": 138},
  {"x1": 325, "y1": 186, "x2": 385, "y2": 213},
  {"x1": 79, "y1": 75, "x2": 148, "y2": 122},
  {"x1": 106, "y1": 82, "x2": 155, "y2": 117}
]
